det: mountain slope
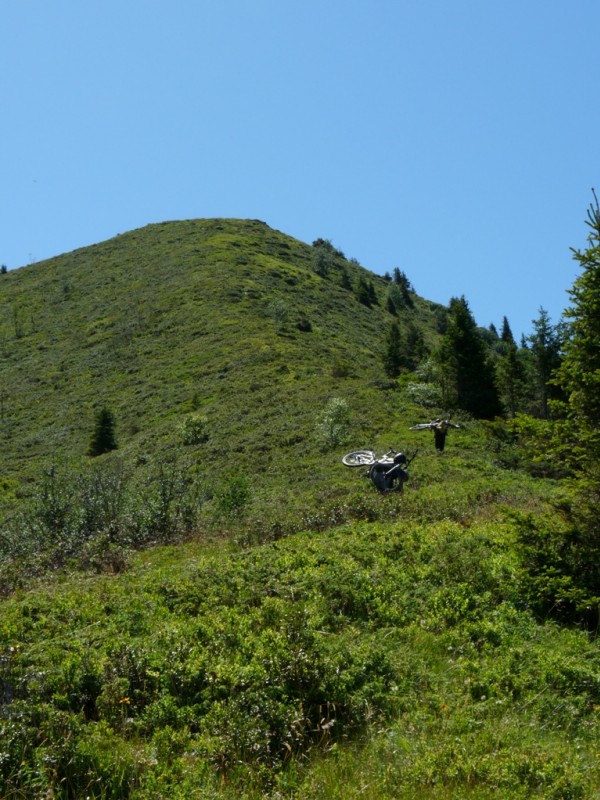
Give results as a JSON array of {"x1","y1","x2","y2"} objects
[
  {"x1": 0, "y1": 218, "x2": 440, "y2": 489},
  {"x1": 1, "y1": 221, "x2": 599, "y2": 800}
]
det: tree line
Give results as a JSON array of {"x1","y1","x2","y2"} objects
[
  {"x1": 385, "y1": 192, "x2": 600, "y2": 628},
  {"x1": 382, "y1": 284, "x2": 565, "y2": 423}
]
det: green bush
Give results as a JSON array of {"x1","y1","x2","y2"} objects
[
  {"x1": 512, "y1": 502, "x2": 600, "y2": 628},
  {"x1": 213, "y1": 472, "x2": 252, "y2": 520},
  {"x1": 267, "y1": 298, "x2": 289, "y2": 333},
  {"x1": 0, "y1": 460, "x2": 205, "y2": 586},
  {"x1": 315, "y1": 397, "x2": 350, "y2": 449},
  {"x1": 179, "y1": 413, "x2": 209, "y2": 445}
]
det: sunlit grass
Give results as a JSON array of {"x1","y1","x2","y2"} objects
[{"x1": 0, "y1": 219, "x2": 596, "y2": 798}]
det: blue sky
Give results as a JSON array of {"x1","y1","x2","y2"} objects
[{"x1": 2, "y1": 1, "x2": 599, "y2": 340}]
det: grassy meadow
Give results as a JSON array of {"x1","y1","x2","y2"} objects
[{"x1": 0, "y1": 220, "x2": 598, "y2": 798}]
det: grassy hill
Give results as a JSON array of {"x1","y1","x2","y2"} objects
[
  {"x1": 0, "y1": 217, "x2": 448, "y2": 537},
  {"x1": 0, "y1": 220, "x2": 598, "y2": 799},
  {"x1": 0, "y1": 219, "x2": 431, "y2": 472}
]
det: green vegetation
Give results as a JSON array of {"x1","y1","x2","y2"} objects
[
  {"x1": 0, "y1": 214, "x2": 599, "y2": 798},
  {"x1": 555, "y1": 189, "x2": 600, "y2": 456},
  {"x1": 88, "y1": 407, "x2": 118, "y2": 457},
  {"x1": 438, "y1": 296, "x2": 501, "y2": 419}
]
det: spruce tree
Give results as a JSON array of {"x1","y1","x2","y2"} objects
[
  {"x1": 356, "y1": 277, "x2": 372, "y2": 307},
  {"x1": 516, "y1": 195, "x2": 600, "y2": 628},
  {"x1": 340, "y1": 266, "x2": 352, "y2": 291},
  {"x1": 367, "y1": 280, "x2": 378, "y2": 306},
  {"x1": 527, "y1": 307, "x2": 563, "y2": 419},
  {"x1": 496, "y1": 341, "x2": 527, "y2": 418},
  {"x1": 383, "y1": 322, "x2": 403, "y2": 377},
  {"x1": 555, "y1": 191, "x2": 600, "y2": 453},
  {"x1": 501, "y1": 316, "x2": 515, "y2": 345},
  {"x1": 392, "y1": 268, "x2": 414, "y2": 307},
  {"x1": 88, "y1": 407, "x2": 118, "y2": 456},
  {"x1": 437, "y1": 296, "x2": 501, "y2": 418}
]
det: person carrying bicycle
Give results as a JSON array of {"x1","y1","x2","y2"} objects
[{"x1": 410, "y1": 419, "x2": 460, "y2": 452}]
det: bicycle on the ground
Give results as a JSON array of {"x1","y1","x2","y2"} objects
[{"x1": 342, "y1": 447, "x2": 416, "y2": 492}]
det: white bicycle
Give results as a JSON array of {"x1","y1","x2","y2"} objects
[{"x1": 342, "y1": 447, "x2": 416, "y2": 492}]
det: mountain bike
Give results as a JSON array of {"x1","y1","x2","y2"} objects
[
  {"x1": 409, "y1": 419, "x2": 460, "y2": 452},
  {"x1": 342, "y1": 447, "x2": 416, "y2": 492}
]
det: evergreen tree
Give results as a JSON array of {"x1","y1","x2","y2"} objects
[
  {"x1": 437, "y1": 296, "x2": 501, "y2": 418},
  {"x1": 405, "y1": 322, "x2": 427, "y2": 371},
  {"x1": 383, "y1": 322, "x2": 403, "y2": 377},
  {"x1": 356, "y1": 277, "x2": 372, "y2": 307},
  {"x1": 340, "y1": 266, "x2": 352, "y2": 291},
  {"x1": 387, "y1": 283, "x2": 403, "y2": 312},
  {"x1": 527, "y1": 307, "x2": 563, "y2": 419},
  {"x1": 88, "y1": 408, "x2": 118, "y2": 457},
  {"x1": 514, "y1": 196, "x2": 600, "y2": 628},
  {"x1": 554, "y1": 191, "x2": 600, "y2": 454},
  {"x1": 496, "y1": 341, "x2": 527, "y2": 418},
  {"x1": 392, "y1": 268, "x2": 414, "y2": 307},
  {"x1": 367, "y1": 280, "x2": 378, "y2": 306},
  {"x1": 501, "y1": 316, "x2": 515, "y2": 345}
]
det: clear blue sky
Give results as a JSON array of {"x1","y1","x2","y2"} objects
[{"x1": 2, "y1": 1, "x2": 599, "y2": 341}]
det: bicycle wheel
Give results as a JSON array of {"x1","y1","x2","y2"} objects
[
  {"x1": 342, "y1": 450, "x2": 376, "y2": 467},
  {"x1": 369, "y1": 462, "x2": 407, "y2": 492}
]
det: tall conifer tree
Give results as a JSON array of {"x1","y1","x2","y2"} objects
[
  {"x1": 383, "y1": 322, "x2": 403, "y2": 378},
  {"x1": 555, "y1": 191, "x2": 600, "y2": 455},
  {"x1": 438, "y1": 296, "x2": 501, "y2": 418},
  {"x1": 527, "y1": 308, "x2": 563, "y2": 419}
]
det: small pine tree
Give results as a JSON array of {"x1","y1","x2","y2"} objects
[
  {"x1": 496, "y1": 341, "x2": 527, "y2": 418},
  {"x1": 340, "y1": 266, "x2": 353, "y2": 291},
  {"x1": 367, "y1": 280, "x2": 378, "y2": 306},
  {"x1": 88, "y1": 408, "x2": 117, "y2": 456},
  {"x1": 383, "y1": 322, "x2": 404, "y2": 377},
  {"x1": 527, "y1": 307, "x2": 563, "y2": 419},
  {"x1": 501, "y1": 316, "x2": 515, "y2": 345},
  {"x1": 356, "y1": 277, "x2": 372, "y2": 307},
  {"x1": 393, "y1": 268, "x2": 414, "y2": 307}
]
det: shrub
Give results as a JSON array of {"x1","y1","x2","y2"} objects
[
  {"x1": 315, "y1": 397, "x2": 350, "y2": 449},
  {"x1": 214, "y1": 472, "x2": 252, "y2": 520},
  {"x1": 512, "y1": 503, "x2": 600, "y2": 628},
  {"x1": 405, "y1": 381, "x2": 443, "y2": 408},
  {"x1": 296, "y1": 312, "x2": 312, "y2": 332},
  {"x1": 267, "y1": 298, "x2": 289, "y2": 333},
  {"x1": 331, "y1": 357, "x2": 351, "y2": 378},
  {"x1": 179, "y1": 413, "x2": 209, "y2": 445}
]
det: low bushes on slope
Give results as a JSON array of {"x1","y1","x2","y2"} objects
[{"x1": 1, "y1": 517, "x2": 598, "y2": 799}]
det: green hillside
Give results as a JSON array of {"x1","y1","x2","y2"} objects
[
  {"x1": 0, "y1": 220, "x2": 599, "y2": 799},
  {"x1": 0, "y1": 219, "x2": 439, "y2": 484}
]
